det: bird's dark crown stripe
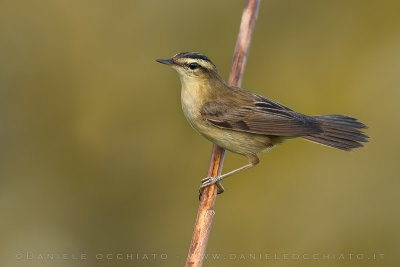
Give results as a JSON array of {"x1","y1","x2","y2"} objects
[{"x1": 175, "y1": 52, "x2": 212, "y2": 63}]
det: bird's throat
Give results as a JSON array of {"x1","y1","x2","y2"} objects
[{"x1": 180, "y1": 79, "x2": 205, "y2": 122}]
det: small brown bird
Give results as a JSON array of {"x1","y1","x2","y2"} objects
[{"x1": 157, "y1": 52, "x2": 368, "y2": 192}]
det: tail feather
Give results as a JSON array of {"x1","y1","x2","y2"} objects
[{"x1": 303, "y1": 115, "x2": 369, "y2": 151}]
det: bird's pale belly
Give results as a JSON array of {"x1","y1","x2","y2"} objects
[{"x1": 190, "y1": 119, "x2": 283, "y2": 156}]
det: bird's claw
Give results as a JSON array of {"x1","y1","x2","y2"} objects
[
  {"x1": 201, "y1": 176, "x2": 219, "y2": 187},
  {"x1": 199, "y1": 177, "x2": 224, "y2": 198}
]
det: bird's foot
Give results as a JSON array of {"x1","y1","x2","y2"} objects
[
  {"x1": 199, "y1": 177, "x2": 224, "y2": 196},
  {"x1": 201, "y1": 176, "x2": 219, "y2": 187}
]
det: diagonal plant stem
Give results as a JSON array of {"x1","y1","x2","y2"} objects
[{"x1": 185, "y1": 1, "x2": 260, "y2": 266}]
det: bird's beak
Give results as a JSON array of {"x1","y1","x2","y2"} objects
[{"x1": 156, "y1": 58, "x2": 174, "y2": 65}]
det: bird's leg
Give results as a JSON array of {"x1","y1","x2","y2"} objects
[{"x1": 200, "y1": 155, "x2": 259, "y2": 191}]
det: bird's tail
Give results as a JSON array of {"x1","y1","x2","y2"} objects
[{"x1": 302, "y1": 115, "x2": 369, "y2": 151}]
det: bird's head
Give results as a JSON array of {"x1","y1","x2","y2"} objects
[{"x1": 156, "y1": 52, "x2": 220, "y2": 82}]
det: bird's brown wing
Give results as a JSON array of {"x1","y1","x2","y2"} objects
[{"x1": 200, "y1": 95, "x2": 323, "y2": 137}]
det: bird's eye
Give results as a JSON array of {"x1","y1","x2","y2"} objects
[{"x1": 188, "y1": 62, "x2": 199, "y2": 70}]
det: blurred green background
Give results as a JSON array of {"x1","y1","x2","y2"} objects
[{"x1": 1, "y1": 0, "x2": 399, "y2": 266}]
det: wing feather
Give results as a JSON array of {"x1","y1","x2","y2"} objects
[{"x1": 201, "y1": 95, "x2": 322, "y2": 136}]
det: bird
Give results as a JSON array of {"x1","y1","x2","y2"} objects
[{"x1": 156, "y1": 52, "x2": 368, "y2": 193}]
